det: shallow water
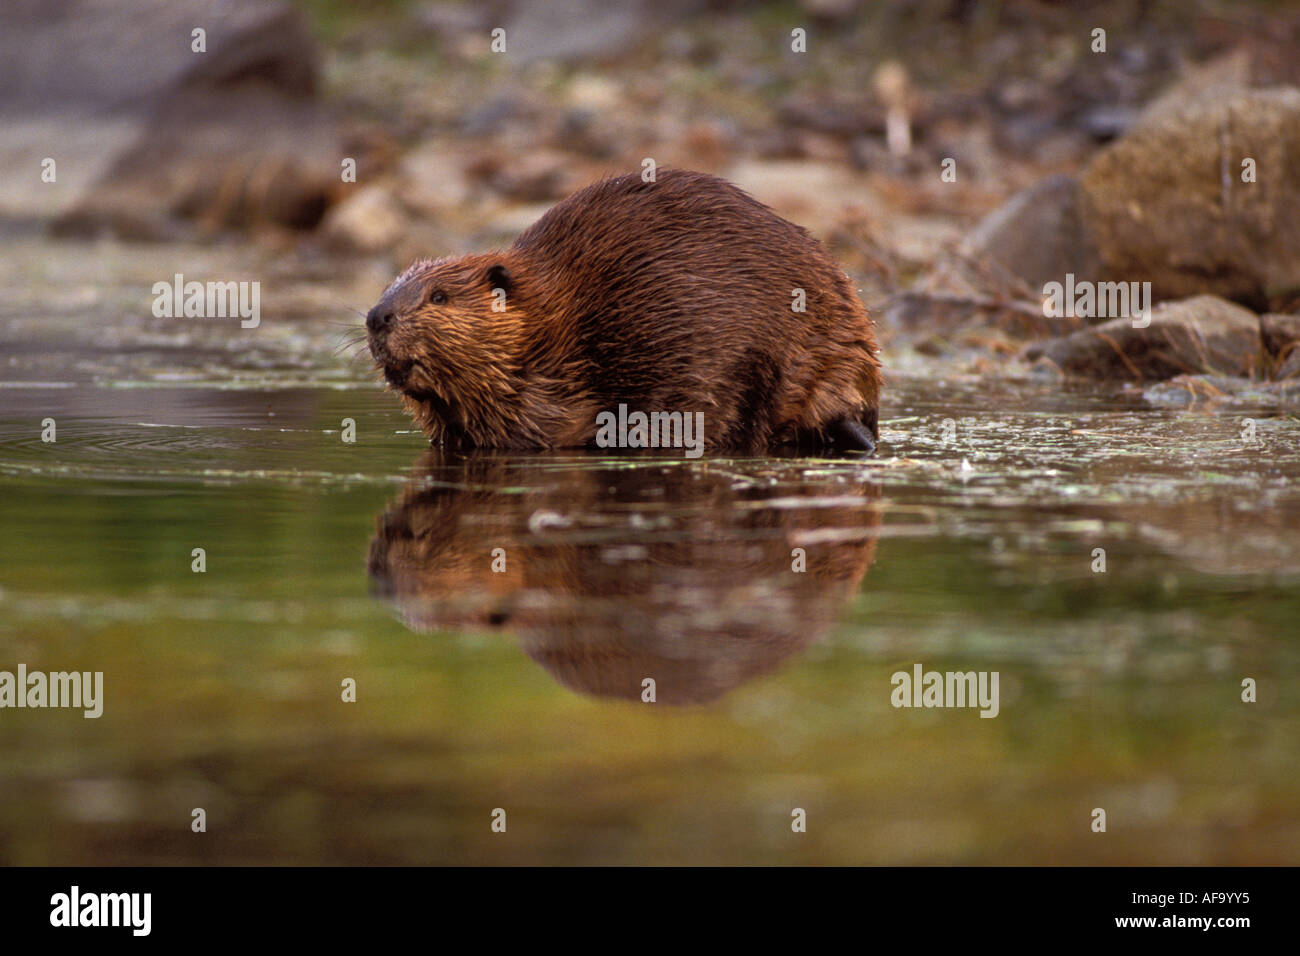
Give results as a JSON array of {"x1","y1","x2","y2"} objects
[{"x1": 1, "y1": 240, "x2": 1298, "y2": 864}]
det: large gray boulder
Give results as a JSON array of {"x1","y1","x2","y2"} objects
[{"x1": 0, "y1": 0, "x2": 345, "y2": 237}]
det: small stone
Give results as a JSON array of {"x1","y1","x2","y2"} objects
[{"x1": 320, "y1": 185, "x2": 406, "y2": 253}]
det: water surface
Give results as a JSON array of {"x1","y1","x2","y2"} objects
[{"x1": 1, "y1": 239, "x2": 1297, "y2": 864}]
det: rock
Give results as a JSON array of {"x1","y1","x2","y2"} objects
[
  {"x1": 960, "y1": 174, "x2": 1101, "y2": 294},
  {"x1": 1260, "y1": 312, "x2": 1300, "y2": 368},
  {"x1": 727, "y1": 159, "x2": 885, "y2": 237},
  {"x1": 466, "y1": 151, "x2": 577, "y2": 202},
  {"x1": 1143, "y1": 375, "x2": 1300, "y2": 406},
  {"x1": 1025, "y1": 355, "x2": 1066, "y2": 382},
  {"x1": 398, "y1": 144, "x2": 475, "y2": 214},
  {"x1": 565, "y1": 74, "x2": 623, "y2": 112},
  {"x1": 778, "y1": 93, "x2": 885, "y2": 138},
  {"x1": 411, "y1": 1, "x2": 487, "y2": 36},
  {"x1": 1078, "y1": 87, "x2": 1300, "y2": 305},
  {"x1": 460, "y1": 96, "x2": 529, "y2": 136},
  {"x1": 1077, "y1": 104, "x2": 1139, "y2": 142},
  {"x1": 1279, "y1": 349, "x2": 1300, "y2": 381},
  {"x1": 1137, "y1": 49, "x2": 1254, "y2": 125},
  {"x1": 1263, "y1": 312, "x2": 1300, "y2": 378},
  {"x1": 54, "y1": 91, "x2": 346, "y2": 238},
  {"x1": 320, "y1": 186, "x2": 406, "y2": 253},
  {"x1": 0, "y1": 0, "x2": 348, "y2": 237},
  {"x1": 1142, "y1": 375, "x2": 1253, "y2": 405},
  {"x1": 963, "y1": 82, "x2": 1300, "y2": 309},
  {"x1": 0, "y1": 0, "x2": 316, "y2": 113},
  {"x1": 502, "y1": 0, "x2": 708, "y2": 63},
  {"x1": 1026, "y1": 295, "x2": 1263, "y2": 381},
  {"x1": 883, "y1": 291, "x2": 1084, "y2": 342},
  {"x1": 800, "y1": 0, "x2": 859, "y2": 22}
]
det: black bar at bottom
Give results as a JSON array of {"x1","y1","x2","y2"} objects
[{"x1": 0, "y1": 866, "x2": 1282, "y2": 942}]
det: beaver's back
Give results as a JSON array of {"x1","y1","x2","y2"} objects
[{"x1": 511, "y1": 169, "x2": 880, "y2": 450}]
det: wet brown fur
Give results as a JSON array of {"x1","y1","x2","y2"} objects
[{"x1": 367, "y1": 169, "x2": 882, "y2": 453}]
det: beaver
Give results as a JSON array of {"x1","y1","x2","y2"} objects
[
  {"x1": 367, "y1": 451, "x2": 881, "y2": 703},
  {"x1": 365, "y1": 168, "x2": 882, "y2": 454}
]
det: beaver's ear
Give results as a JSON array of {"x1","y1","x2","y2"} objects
[{"x1": 486, "y1": 264, "x2": 511, "y2": 293}]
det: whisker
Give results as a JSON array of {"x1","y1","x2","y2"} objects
[
  {"x1": 334, "y1": 340, "x2": 369, "y2": 359},
  {"x1": 333, "y1": 331, "x2": 370, "y2": 354},
  {"x1": 319, "y1": 295, "x2": 369, "y2": 320}
]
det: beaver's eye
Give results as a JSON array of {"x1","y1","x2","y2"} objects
[{"x1": 429, "y1": 290, "x2": 447, "y2": 305}]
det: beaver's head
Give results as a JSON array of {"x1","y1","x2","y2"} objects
[{"x1": 366, "y1": 254, "x2": 528, "y2": 433}]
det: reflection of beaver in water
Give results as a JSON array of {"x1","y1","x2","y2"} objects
[
  {"x1": 365, "y1": 169, "x2": 882, "y2": 454},
  {"x1": 367, "y1": 451, "x2": 881, "y2": 704}
]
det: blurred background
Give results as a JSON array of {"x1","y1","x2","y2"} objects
[{"x1": 0, "y1": 0, "x2": 1298, "y2": 865}]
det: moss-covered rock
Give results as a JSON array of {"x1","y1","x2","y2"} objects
[{"x1": 1079, "y1": 87, "x2": 1300, "y2": 306}]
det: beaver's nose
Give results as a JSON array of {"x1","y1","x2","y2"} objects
[{"x1": 366, "y1": 306, "x2": 395, "y2": 335}]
